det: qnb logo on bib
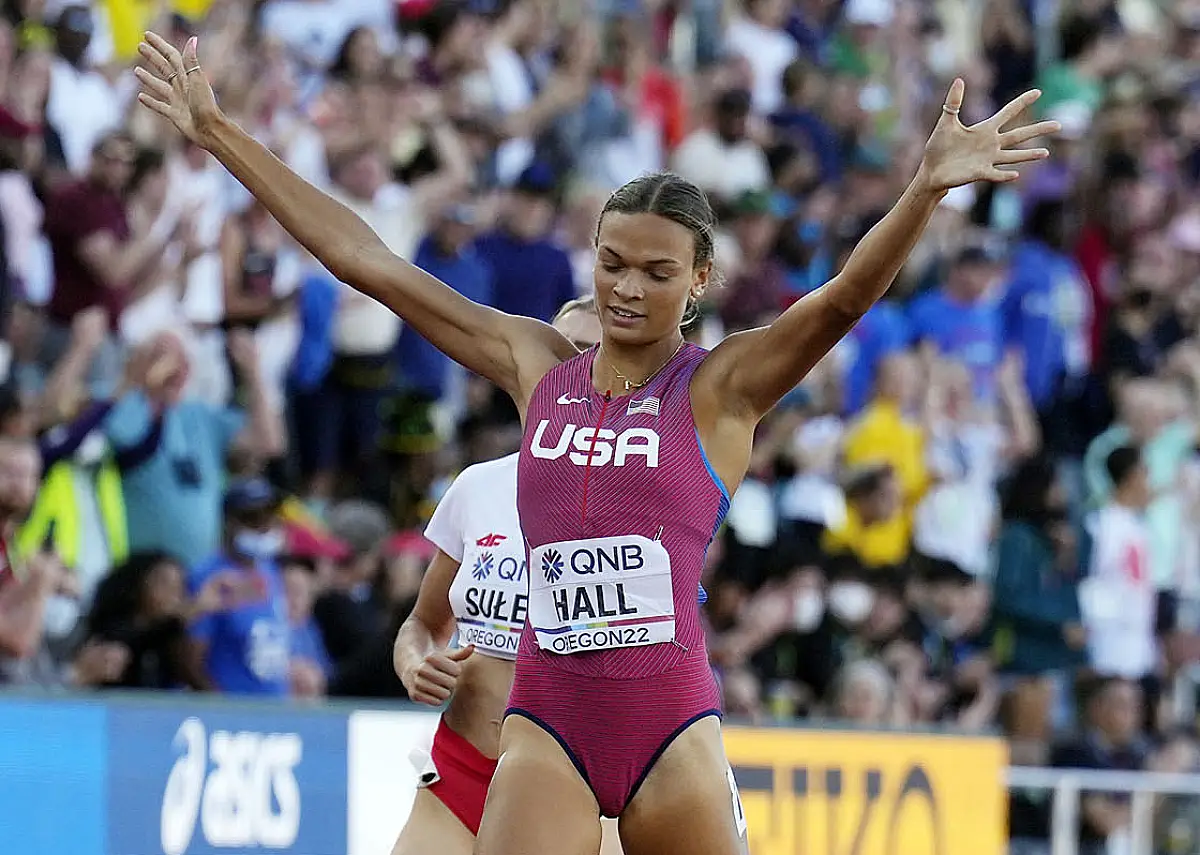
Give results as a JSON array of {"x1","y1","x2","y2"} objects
[
  {"x1": 529, "y1": 534, "x2": 676, "y2": 655},
  {"x1": 161, "y1": 717, "x2": 302, "y2": 855},
  {"x1": 530, "y1": 420, "x2": 660, "y2": 468}
]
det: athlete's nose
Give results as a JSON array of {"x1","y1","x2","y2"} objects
[{"x1": 612, "y1": 273, "x2": 643, "y2": 302}]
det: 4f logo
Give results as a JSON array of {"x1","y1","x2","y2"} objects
[{"x1": 477, "y1": 533, "x2": 507, "y2": 547}]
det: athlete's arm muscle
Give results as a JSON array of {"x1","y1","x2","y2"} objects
[
  {"x1": 393, "y1": 549, "x2": 460, "y2": 684},
  {"x1": 136, "y1": 34, "x2": 576, "y2": 413},
  {"x1": 204, "y1": 117, "x2": 573, "y2": 409},
  {"x1": 698, "y1": 173, "x2": 946, "y2": 422},
  {"x1": 695, "y1": 83, "x2": 1055, "y2": 423}
]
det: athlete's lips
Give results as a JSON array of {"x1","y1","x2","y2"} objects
[{"x1": 607, "y1": 305, "x2": 644, "y2": 324}]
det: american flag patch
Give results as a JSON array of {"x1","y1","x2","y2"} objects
[{"x1": 627, "y1": 396, "x2": 660, "y2": 416}]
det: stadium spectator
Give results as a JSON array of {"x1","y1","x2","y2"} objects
[
  {"x1": 107, "y1": 329, "x2": 285, "y2": 566},
  {"x1": 1080, "y1": 444, "x2": 1157, "y2": 683},
  {"x1": 1049, "y1": 677, "x2": 1151, "y2": 855},
  {"x1": 187, "y1": 477, "x2": 292, "y2": 696}
]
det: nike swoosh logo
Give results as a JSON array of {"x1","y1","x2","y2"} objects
[{"x1": 556, "y1": 394, "x2": 589, "y2": 406}]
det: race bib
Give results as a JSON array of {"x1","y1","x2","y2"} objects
[{"x1": 529, "y1": 534, "x2": 675, "y2": 655}]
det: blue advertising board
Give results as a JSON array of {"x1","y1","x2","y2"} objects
[
  {"x1": 0, "y1": 699, "x2": 106, "y2": 855},
  {"x1": 107, "y1": 704, "x2": 349, "y2": 855}
]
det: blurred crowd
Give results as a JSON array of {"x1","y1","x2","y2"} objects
[{"x1": 2, "y1": 0, "x2": 1200, "y2": 849}]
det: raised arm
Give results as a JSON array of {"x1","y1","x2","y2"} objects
[
  {"x1": 699, "y1": 80, "x2": 1059, "y2": 421},
  {"x1": 135, "y1": 34, "x2": 576, "y2": 412}
]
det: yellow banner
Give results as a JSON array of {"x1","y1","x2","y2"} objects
[{"x1": 724, "y1": 726, "x2": 1008, "y2": 855}]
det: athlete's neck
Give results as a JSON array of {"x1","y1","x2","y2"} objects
[{"x1": 594, "y1": 334, "x2": 684, "y2": 395}]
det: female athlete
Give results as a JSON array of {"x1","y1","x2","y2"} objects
[
  {"x1": 137, "y1": 32, "x2": 1058, "y2": 855},
  {"x1": 389, "y1": 296, "x2": 622, "y2": 855}
]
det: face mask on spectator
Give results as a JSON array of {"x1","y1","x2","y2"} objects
[
  {"x1": 233, "y1": 529, "x2": 284, "y2": 561},
  {"x1": 74, "y1": 432, "x2": 107, "y2": 467},
  {"x1": 828, "y1": 582, "x2": 874, "y2": 625},
  {"x1": 792, "y1": 590, "x2": 825, "y2": 632},
  {"x1": 43, "y1": 593, "x2": 81, "y2": 639}
]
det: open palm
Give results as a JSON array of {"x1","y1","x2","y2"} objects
[
  {"x1": 135, "y1": 32, "x2": 222, "y2": 148},
  {"x1": 922, "y1": 79, "x2": 1059, "y2": 192}
]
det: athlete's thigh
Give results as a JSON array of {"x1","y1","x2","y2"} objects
[
  {"x1": 599, "y1": 818, "x2": 624, "y2": 855},
  {"x1": 391, "y1": 789, "x2": 475, "y2": 855},
  {"x1": 617, "y1": 717, "x2": 748, "y2": 855},
  {"x1": 474, "y1": 716, "x2": 602, "y2": 855}
]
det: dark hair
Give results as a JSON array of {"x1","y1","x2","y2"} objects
[
  {"x1": 1024, "y1": 198, "x2": 1067, "y2": 249},
  {"x1": 1105, "y1": 444, "x2": 1143, "y2": 487},
  {"x1": 1059, "y1": 15, "x2": 1107, "y2": 63},
  {"x1": 1000, "y1": 454, "x2": 1058, "y2": 523},
  {"x1": 781, "y1": 59, "x2": 814, "y2": 101},
  {"x1": 595, "y1": 172, "x2": 718, "y2": 328},
  {"x1": 86, "y1": 550, "x2": 180, "y2": 635},
  {"x1": 843, "y1": 462, "x2": 894, "y2": 501},
  {"x1": 329, "y1": 26, "x2": 373, "y2": 81},
  {"x1": 127, "y1": 146, "x2": 165, "y2": 195}
]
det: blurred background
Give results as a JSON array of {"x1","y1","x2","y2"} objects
[{"x1": 4, "y1": 0, "x2": 1200, "y2": 852}]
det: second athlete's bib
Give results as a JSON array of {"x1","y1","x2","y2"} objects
[{"x1": 528, "y1": 534, "x2": 675, "y2": 655}]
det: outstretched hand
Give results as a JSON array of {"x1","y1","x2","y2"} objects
[
  {"x1": 135, "y1": 32, "x2": 222, "y2": 148},
  {"x1": 920, "y1": 79, "x2": 1060, "y2": 193}
]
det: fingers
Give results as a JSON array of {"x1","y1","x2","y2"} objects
[
  {"x1": 1000, "y1": 120, "x2": 1061, "y2": 149},
  {"x1": 136, "y1": 92, "x2": 173, "y2": 120},
  {"x1": 988, "y1": 88, "x2": 1041, "y2": 130},
  {"x1": 145, "y1": 31, "x2": 186, "y2": 79},
  {"x1": 995, "y1": 147, "x2": 1049, "y2": 165},
  {"x1": 183, "y1": 35, "x2": 199, "y2": 71},
  {"x1": 134, "y1": 66, "x2": 173, "y2": 101},
  {"x1": 137, "y1": 41, "x2": 173, "y2": 79},
  {"x1": 445, "y1": 643, "x2": 475, "y2": 662},
  {"x1": 942, "y1": 77, "x2": 965, "y2": 114},
  {"x1": 411, "y1": 688, "x2": 449, "y2": 706},
  {"x1": 986, "y1": 167, "x2": 1022, "y2": 184}
]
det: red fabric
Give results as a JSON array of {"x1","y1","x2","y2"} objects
[
  {"x1": 426, "y1": 718, "x2": 497, "y2": 835},
  {"x1": 1075, "y1": 224, "x2": 1116, "y2": 362},
  {"x1": 43, "y1": 179, "x2": 130, "y2": 327}
]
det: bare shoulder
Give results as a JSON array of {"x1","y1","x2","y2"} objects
[
  {"x1": 690, "y1": 327, "x2": 769, "y2": 415},
  {"x1": 499, "y1": 313, "x2": 581, "y2": 412}
]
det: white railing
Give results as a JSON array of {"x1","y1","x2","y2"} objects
[{"x1": 1006, "y1": 766, "x2": 1200, "y2": 855}]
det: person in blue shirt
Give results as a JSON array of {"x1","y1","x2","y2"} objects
[
  {"x1": 188, "y1": 478, "x2": 291, "y2": 696},
  {"x1": 841, "y1": 301, "x2": 911, "y2": 415},
  {"x1": 908, "y1": 244, "x2": 1007, "y2": 402},
  {"x1": 473, "y1": 162, "x2": 576, "y2": 323},
  {"x1": 396, "y1": 204, "x2": 494, "y2": 402},
  {"x1": 1002, "y1": 199, "x2": 1093, "y2": 420},
  {"x1": 105, "y1": 331, "x2": 286, "y2": 567},
  {"x1": 769, "y1": 60, "x2": 843, "y2": 186}
]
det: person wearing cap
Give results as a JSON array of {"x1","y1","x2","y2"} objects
[
  {"x1": 908, "y1": 240, "x2": 1007, "y2": 403},
  {"x1": 474, "y1": 162, "x2": 577, "y2": 324},
  {"x1": 187, "y1": 476, "x2": 292, "y2": 696},
  {"x1": 671, "y1": 87, "x2": 770, "y2": 204}
]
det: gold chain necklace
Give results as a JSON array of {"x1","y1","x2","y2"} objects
[{"x1": 600, "y1": 338, "x2": 686, "y2": 393}]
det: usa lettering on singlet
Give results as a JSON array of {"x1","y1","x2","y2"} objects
[
  {"x1": 528, "y1": 534, "x2": 675, "y2": 655},
  {"x1": 425, "y1": 454, "x2": 527, "y2": 660}
]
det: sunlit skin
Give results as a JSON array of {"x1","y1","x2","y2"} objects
[
  {"x1": 592, "y1": 213, "x2": 706, "y2": 380},
  {"x1": 388, "y1": 305, "x2": 623, "y2": 855},
  {"x1": 136, "y1": 30, "x2": 1058, "y2": 855}
]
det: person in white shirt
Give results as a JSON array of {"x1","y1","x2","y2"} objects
[
  {"x1": 1081, "y1": 444, "x2": 1157, "y2": 681},
  {"x1": 725, "y1": 0, "x2": 798, "y2": 114},
  {"x1": 391, "y1": 297, "x2": 624, "y2": 855},
  {"x1": 670, "y1": 88, "x2": 770, "y2": 205}
]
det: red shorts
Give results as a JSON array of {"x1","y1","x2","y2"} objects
[{"x1": 424, "y1": 718, "x2": 497, "y2": 836}]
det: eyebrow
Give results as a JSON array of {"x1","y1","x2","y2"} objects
[{"x1": 598, "y1": 246, "x2": 681, "y2": 267}]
